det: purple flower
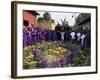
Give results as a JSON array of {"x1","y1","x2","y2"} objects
[
  {"x1": 66, "y1": 49, "x2": 80, "y2": 63},
  {"x1": 59, "y1": 58, "x2": 66, "y2": 65},
  {"x1": 43, "y1": 46, "x2": 48, "y2": 50},
  {"x1": 70, "y1": 49, "x2": 80, "y2": 57},
  {"x1": 23, "y1": 36, "x2": 28, "y2": 47},
  {"x1": 51, "y1": 61, "x2": 61, "y2": 67},
  {"x1": 64, "y1": 55, "x2": 72, "y2": 63},
  {"x1": 42, "y1": 59, "x2": 51, "y2": 68},
  {"x1": 35, "y1": 49, "x2": 42, "y2": 61}
]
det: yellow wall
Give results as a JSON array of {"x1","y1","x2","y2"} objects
[{"x1": 37, "y1": 22, "x2": 56, "y2": 30}]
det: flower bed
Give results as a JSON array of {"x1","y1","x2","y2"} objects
[{"x1": 23, "y1": 41, "x2": 90, "y2": 69}]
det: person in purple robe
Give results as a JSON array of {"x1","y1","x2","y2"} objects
[
  {"x1": 64, "y1": 31, "x2": 71, "y2": 42},
  {"x1": 39, "y1": 30, "x2": 45, "y2": 42},
  {"x1": 27, "y1": 29, "x2": 33, "y2": 45},
  {"x1": 85, "y1": 30, "x2": 91, "y2": 48},
  {"x1": 50, "y1": 30, "x2": 57, "y2": 41},
  {"x1": 56, "y1": 31, "x2": 61, "y2": 41},
  {"x1": 42, "y1": 30, "x2": 47, "y2": 41},
  {"x1": 23, "y1": 28, "x2": 28, "y2": 47},
  {"x1": 44, "y1": 30, "x2": 50, "y2": 41},
  {"x1": 33, "y1": 29, "x2": 38, "y2": 43}
]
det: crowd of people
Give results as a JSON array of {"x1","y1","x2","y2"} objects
[
  {"x1": 69, "y1": 30, "x2": 91, "y2": 49},
  {"x1": 23, "y1": 27, "x2": 91, "y2": 49}
]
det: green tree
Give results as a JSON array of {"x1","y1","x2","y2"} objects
[
  {"x1": 43, "y1": 12, "x2": 51, "y2": 22},
  {"x1": 61, "y1": 18, "x2": 69, "y2": 26},
  {"x1": 51, "y1": 19, "x2": 55, "y2": 23},
  {"x1": 61, "y1": 18, "x2": 70, "y2": 31},
  {"x1": 37, "y1": 17, "x2": 44, "y2": 22}
]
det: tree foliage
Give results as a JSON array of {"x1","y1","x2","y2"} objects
[
  {"x1": 37, "y1": 17, "x2": 44, "y2": 22},
  {"x1": 55, "y1": 18, "x2": 71, "y2": 32},
  {"x1": 51, "y1": 19, "x2": 55, "y2": 23},
  {"x1": 61, "y1": 18, "x2": 69, "y2": 26},
  {"x1": 43, "y1": 12, "x2": 51, "y2": 22}
]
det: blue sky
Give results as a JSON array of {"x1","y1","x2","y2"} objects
[{"x1": 37, "y1": 11, "x2": 80, "y2": 26}]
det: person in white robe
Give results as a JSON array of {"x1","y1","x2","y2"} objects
[
  {"x1": 80, "y1": 34, "x2": 86, "y2": 49},
  {"x1": 70, "y1": 31, "x2": 75, "y2": 44}
]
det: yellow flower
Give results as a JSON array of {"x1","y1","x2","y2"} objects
[
  {"x1": 53, "y1": 50, "x2": 59, "y2": 54},
  {"x1": 58, "y1": 47, "x2": 61, "y2": 50},
  {"x1": 49, "y1": 49, "x2": 52, "y2": 51},
  {"x1": 32, "y1": 45, "x2": 35, "y2": 48},
  {"x1": 37, "y1": 43, "x2": 40, "y2": 45}
]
